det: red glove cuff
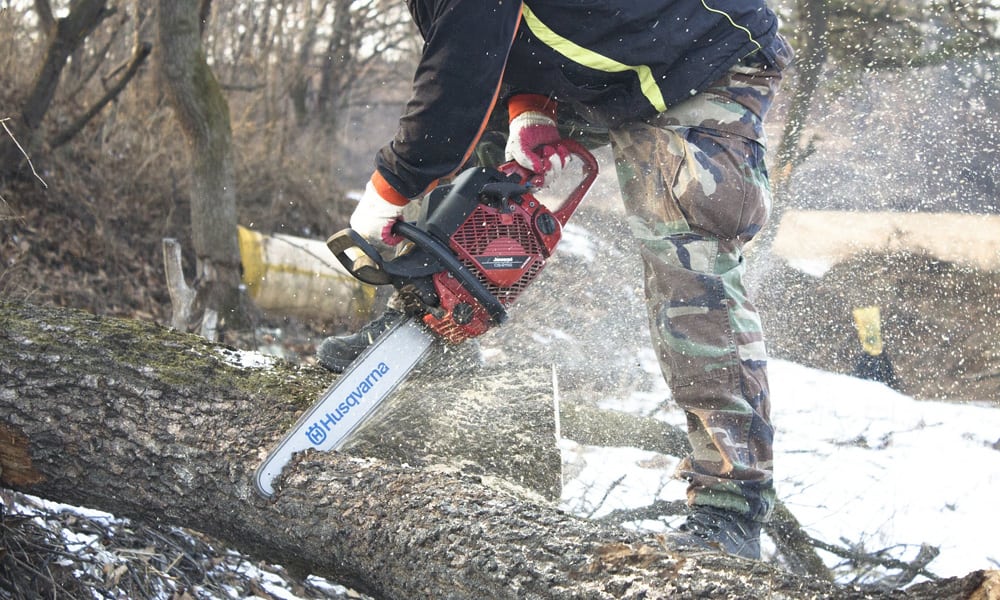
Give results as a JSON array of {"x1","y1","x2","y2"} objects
[
  {"x1": 508, "y1": 94, "x2": 557, "y2": 122},
  {"x1": 381, "y1": 216, "x2": 405, "y2": 246},
  {"x1": 370, "y1": 171, "x2": 410, "y2": 207}
]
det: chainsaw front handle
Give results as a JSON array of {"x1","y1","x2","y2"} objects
[
  {"x1": 393, "y1": 220, "x2": 508, "y2": 326},
  {"x1": 497, "y1": 138, "x2": 599, "y2": 226},
  {"x1": 326, "y1": 223, "x2": 508, "y2": 326}
]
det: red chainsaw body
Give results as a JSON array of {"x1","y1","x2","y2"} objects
[{"x1": 422, "y1": 146, "x2": 597, "y2": 343}]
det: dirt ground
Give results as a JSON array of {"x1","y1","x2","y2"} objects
[{"x1": 0, "y1": 151, "x2": 344, "y2": 364}]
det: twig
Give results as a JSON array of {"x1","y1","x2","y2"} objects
[
  {"x1": 809, "y1": 535, "x2": 941, "y2": 584},
  {"x1": 0, "y1": 193, "x2": 18, "y2": 221},
  {"x1": 585, "y1": 474, "x2": 627, "y2": 519},
  {"x1": 595, "y1": 498, "x2": 689, "y2": 525},
  {"x1": 0, "y1": 117, "x2": 47, "y2": 188},
  {"x1": 878, "y1": 544, "x2": 941, "y2": 589}
]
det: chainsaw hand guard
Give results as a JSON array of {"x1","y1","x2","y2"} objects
[{"x1": 327, "y1": 228, "x2": 394, "y2": 286}]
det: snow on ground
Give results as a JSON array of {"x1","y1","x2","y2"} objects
[{"x1": 558, "y1": 353, "x2": 1000, "y2": 582}]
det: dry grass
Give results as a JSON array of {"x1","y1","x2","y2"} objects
[{"x1": 0, "y1": 69, "x2": 355, "y2": 325}]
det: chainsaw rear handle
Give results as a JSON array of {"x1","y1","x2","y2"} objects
[
  {"x1": 497, "y1": 138, "x2": 599, "y2": 226},
  {"x1": 326, "y1": 223, "x2": 508, "y2": 326}
]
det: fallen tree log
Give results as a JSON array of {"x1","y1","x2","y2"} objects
[{"x1": 1, "y1": 301, "x2": 996, "y2": 599}]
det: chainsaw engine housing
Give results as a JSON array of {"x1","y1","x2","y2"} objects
[
  {"x1": 416, "y1": 166, "x2": 568, "y2": 343},
  {"x1": 328, "y1": 140, "x2": 597, "y2": 345}
]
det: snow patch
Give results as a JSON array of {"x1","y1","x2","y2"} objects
[
  {"x1": 215, "y1": 347, "x2": 276, "y2": 370},
  {"x1": 562, "y1": 358, "x2": 1000, "y2": 582}
]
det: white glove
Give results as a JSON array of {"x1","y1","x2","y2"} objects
[
  {"x1": 505, "y1": 94, "x2": 562, "y2": 173},
  {"x1": 350, "y1": 180, "x2": 406, "y2": 246}
]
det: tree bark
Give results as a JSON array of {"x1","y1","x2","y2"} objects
[{"x1": 0, "y1": 301, "x2": 995, "y2": 600}]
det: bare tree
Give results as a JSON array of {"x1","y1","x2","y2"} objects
[
  {"x1": 156, "y1": 0, "x2": 245, "y2": 338},
  {"x1": 313, "y1": 0, "x2": 417, "y2": 130},
  {"x1": 0, "y1": 0, "x2": 112, "y2": 178}
]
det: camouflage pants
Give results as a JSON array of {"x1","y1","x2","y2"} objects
[{"x1": 609, "y1": 52, "x2": 786, "y2": 522}]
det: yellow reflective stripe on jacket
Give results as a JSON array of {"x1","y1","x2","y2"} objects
[
  {"x1": 521, "y1": 3, "x2": 667, "y2": 113},
  {"x1": 700, "y1": 0, "x2": 763, "y2": 54}
]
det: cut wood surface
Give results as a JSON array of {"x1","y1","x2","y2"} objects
[{"x1": 236, "y1": 226, "x2": 377, "y2": 321}]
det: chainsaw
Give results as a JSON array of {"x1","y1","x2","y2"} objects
[{"x1": 254, "y1": 140, "x2": 598, "y2": 498}]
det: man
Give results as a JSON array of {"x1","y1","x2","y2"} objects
[{"x1": 318, "y1": 0, "x2": 792, "y2": 560}]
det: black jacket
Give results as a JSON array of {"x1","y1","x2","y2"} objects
[{"x1": 378, "y1": 0, "x2": 782, "y2": 200}]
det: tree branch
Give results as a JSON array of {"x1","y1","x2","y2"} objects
[
  {"x1": 811, "y1": 536, "x2": 942, "y2": 586},
  {"x1": 0, "y1": 118, "x2": 48, "y2": 188},
  {"x1": 50, "y1": 41, "x2": 153, "y2": 149}
]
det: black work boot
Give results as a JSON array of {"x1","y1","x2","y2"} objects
[
  {"x1": 671, "y1": 506, "x2": 762, "y2": 560},
  {"x1": 316, "y1": 309, "x2": 404, "y2": 373}
]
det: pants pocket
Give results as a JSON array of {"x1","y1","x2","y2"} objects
[
  {"x1": 610, "y1": 123, "x2": 692, "y2": 239},
  {"x1": 673, "y1": 128, "x2": 771, "y2": 242}
]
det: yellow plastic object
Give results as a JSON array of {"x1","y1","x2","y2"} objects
[
  {"x1": 237, "y1": 225, "x2": 376, "y2": 320},
  {"x1": 852, "y1": 305, "x2": 884, "y2": 357}
]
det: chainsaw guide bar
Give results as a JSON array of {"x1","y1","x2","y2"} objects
[{"x1": 253, "y1": 318, "x2": 434, "y2": 498}]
